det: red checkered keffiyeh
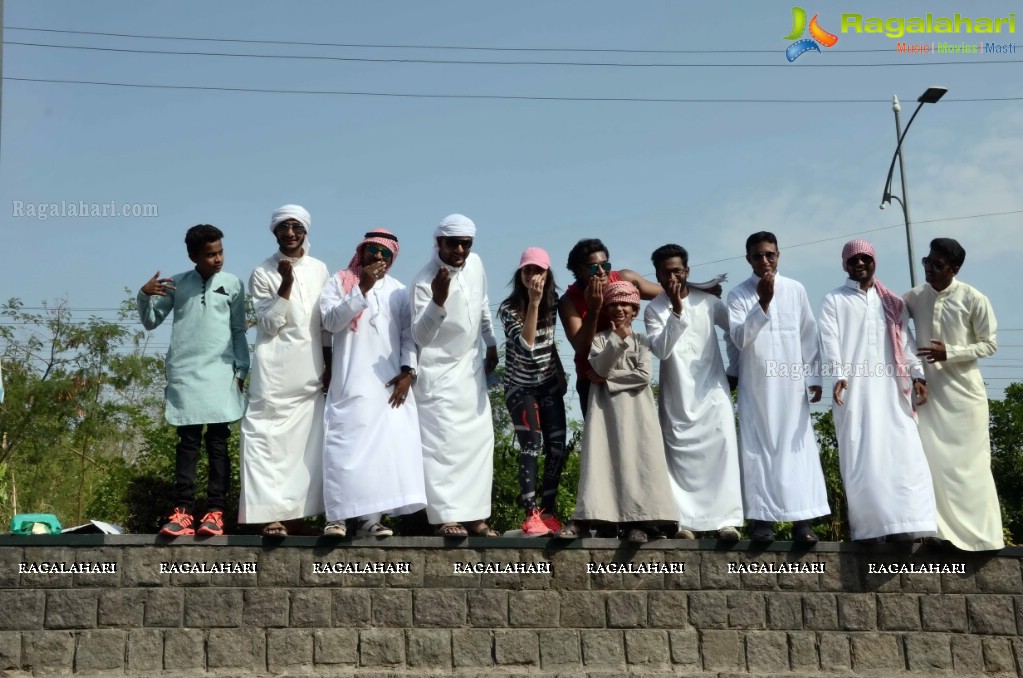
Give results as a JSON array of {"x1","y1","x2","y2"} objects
[
  {"x1": 337, "y1": 229, "x2": 399, "y2": 332},
  {"x1": 841, "y1": 239, "x2": 912, "y2": 397},
  {"x1": 601, "y1": 280, "x2": 640, "y2": 310}
]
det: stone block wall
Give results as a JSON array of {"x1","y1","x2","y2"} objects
[{"x1": 0, "y1": 536, "x2": 1020, "y2": 675}]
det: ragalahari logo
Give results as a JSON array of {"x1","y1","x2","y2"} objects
[{"x1": 784, "y1": 7, "x2": 839, "y2": 61}]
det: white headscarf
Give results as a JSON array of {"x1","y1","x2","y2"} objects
[
  {"x1": 434, "y1": 213, "x2": 476, "y2": 239},
  {"x1": 270, "y1": 204, "x2": 312, "y2": 257},
  {"x1": 270, "y1": 204, "x2": 312, "y2": 233}
]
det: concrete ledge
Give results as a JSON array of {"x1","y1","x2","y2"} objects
[{"x1": 1, "y1": 541, "x2": 1020, "y2": 675}]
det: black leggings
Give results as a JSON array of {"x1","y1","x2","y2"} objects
[{"x1": 504, "y1": 379, "x2": 568, "y2": 514}]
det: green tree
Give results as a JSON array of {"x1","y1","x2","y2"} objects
[
  {"x1": 0, "y1": 298, "x2": 164, "y2": 528},
  {"x1": 990, "y1": 382, "x2": 1023, "y2": 545}
]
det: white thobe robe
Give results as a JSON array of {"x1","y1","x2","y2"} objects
[
  {"x1": 320, "y1": 274, "x2": 427, "y2": 521},
  {"x1": 644, "y1": 290, "x2": 744, "y2": 531},
  {"x1": 239, "y1": 252, "x2": 329, "y2": 523},
  {"x1": 819, "y1": 280, "x2": 936, "y2": 540},
  {"x1": 904, "y1": 279, "x2": 1004, "y2": 550},
  {"x1": 727, "y1": 273, "x2": 829, "y2": 521},
  {"x1": 411, "y1": 251, "x2": 496, "y2": 524}
]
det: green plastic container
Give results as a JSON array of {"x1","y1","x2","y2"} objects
[{"x1": 9, "y1": 513, "x2": 63, "y2": 535}]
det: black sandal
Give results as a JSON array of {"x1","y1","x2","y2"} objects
[{"x1": 555, "y1": 520, "x2": 587, "y2": 539}]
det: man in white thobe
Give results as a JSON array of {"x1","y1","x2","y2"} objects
[
  {"x1": 644, "y1": 244, "x2": 744, "y2": 541},
  {"x1": 239, "y1": 205, "x2": 329, "y2": 536},
  {"x1": 727, "y1": 231, "x2": 829, "y2": 542},
  {"x1": 411, "y1": 214, "x2": 499, "y2": 537},
  {"x1": 905, "y1": 237, "x2": 1004, "y2": 551},
  {"x1": 320, "y1": 229, "x2": 426, "y2": 538},
  {"x1": 819, "y1": 239, "x2": 935, "y2": 542}
]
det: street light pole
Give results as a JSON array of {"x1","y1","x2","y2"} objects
[
  {"x1": 880, "y1": 86, "x2": 947, "y2": 289},
  {"x1": 892, "y1": 96, "x2": 916, "y2": 287}
]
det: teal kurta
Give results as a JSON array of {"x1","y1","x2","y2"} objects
[{"x1": 138, "y1": 269, "x2": 249, "y2": 426}]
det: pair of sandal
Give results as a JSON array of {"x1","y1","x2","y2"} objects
[
  {"x1": 750, "y1": 520, "x2": 819, "y2": 543},
  {"x1": 435, "y1": 521, "x2": 499, "y2": 538},
  {"x1": 261, "y1": 522, "x2": 287, "y2": 537}
]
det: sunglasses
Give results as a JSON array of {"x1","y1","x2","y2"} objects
[
  {"x1": 274, "y1": 221, "x2": 307, "y2": 235},
  {"x1": 442, "y1": 237, "x2": 473, "y2": 250},
  {"x1": 921, "y1": 256, "x2": 948, "y2": 271},
  {"x1": 750, "y1": 251, "x2": 778, "y2": 261},
  {"x1": 365, "y1": 243, "x2": 393, "y2": 259},
  {"x1": 587, "y1": 261, "x2": 612, "y2": 275}
]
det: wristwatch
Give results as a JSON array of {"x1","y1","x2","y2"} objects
[{"x1": 402, "y1": 366, "x2": 417, "y2": 382}]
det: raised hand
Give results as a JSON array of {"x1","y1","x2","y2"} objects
[
  {"x1": 140, "y1": 271, "x2": 176, "y2": 297},
  {"x1": 585, "y1": 275, "x2": 604, "y2": 313},
  {"x1": 277, "y1": 258, "x2": 294, "y2": 284},
  {"x1": 667, "y1": 276, "x2": 684, "y2": 313},
  {"x1": 359, "y1": 260, "x2": 388, "y2": 295},
  {"x1": 431, "y1": 267, "x2": 451, "y2": 307},
  {"x1": 757, "y1": 271, "x2": 775, "y2": 311},
  {"x1": 610, "y1": 316, "x2": 632, "y2": 340},
  {"x1": 527, "y1": 272, "x2": 545, "y2": 306}
]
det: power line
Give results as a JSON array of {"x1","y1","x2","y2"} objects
[
  {"x1": 0, "y1": 26, "x2": 928, "y2": 54},
  {"x1": 11, "y1": 41, "x2": 1022, "y2": 69},
  {"x1": 9, "y1": 76, "x2": 1023, "y2": 104},
  {"x1": 0, "y1": 77, "x2": 889, "y2": 103}
]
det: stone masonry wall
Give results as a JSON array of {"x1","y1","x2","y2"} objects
[{"x1": 0, "y1": 536, "x2": 1021, "y2": 676}]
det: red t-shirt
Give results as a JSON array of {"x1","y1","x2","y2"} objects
[{"x1": 564, "y1": 270, "x2": 624, "y2": 376}]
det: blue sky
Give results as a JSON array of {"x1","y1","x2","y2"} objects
[{"x1": 2, "y1": 0, "x2": 1021, "y2": 417}]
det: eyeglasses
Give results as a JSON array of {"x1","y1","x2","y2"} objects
[
  {"x1": 921, "y1": 256, "x2": 948, "y2": 271},
  {"x1": 587, "y1": 261, "x2": 612, "y2": 275},
  {"x1": 847, "y1": 254, "x2": 874, "y2": 265},
  {"x1": 750, "y1": 251, "x2": 778, "y2": 261},
  {"x1": 274, "y1": 222, "x2": 307, "y2": 235},
  {"x1": 365, "y1": 243, "x2": 393, "y2": 259},
  {"x1": 442, "y1": 237, "x2": 473, "y2": 250}
]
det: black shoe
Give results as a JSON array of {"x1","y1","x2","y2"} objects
[
  {"x1": 750, "y1": 520, "x2": 775, "y2": 542},
  {"x1": 625, "y1": 527, "x2": 648, "y2": 544},
  {"x1": 792, "y1": 520, "x2": 818, "y2": 543}
]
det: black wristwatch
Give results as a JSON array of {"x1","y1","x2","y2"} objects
[{"x1": 402, "y1": 366, "x2": 417, "y2": 382}]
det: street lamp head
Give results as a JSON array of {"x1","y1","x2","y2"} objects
[{"x1": 918, "y1": 87, "x2": 948, "y2": 104}]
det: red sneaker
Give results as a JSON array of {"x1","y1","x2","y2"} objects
[
  {"x1": 196, "y1": 510, "x2": 224, "y2": 536},
  {"x1": 159, "y1": 508, "x2": 194, "y2": 537},
  {"x1": 522, "y1": 509, "x2": 553, "y2": 537},
  {"x1": 541, "y1": 513, "x2": 563, "y2": 533}
]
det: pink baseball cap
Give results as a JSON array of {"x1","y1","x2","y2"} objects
[{"x1": 518, "y1": 247, "x2": 551, "y2": 270}]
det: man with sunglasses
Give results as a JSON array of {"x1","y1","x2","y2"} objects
[
  {"x1": 239, "y1": 205, "x2": 330, "y2": 537},
  {"x1": 559, "y1": 238, "x2": 662, "y2": 419},
  {"x1": 819, "y1": 240, "x2": 934, "y2": 543},
  {"x1": 320, "y1": 229, "x2": 426, "y2": 538},
  {"x1": 410, "y1": 214, "x2": 500, "y2": 538},
  {"x1": 904, "y1": 238, "x2": 1003, "y2": 551},
  {"x1": 727, "y1": 231, "x2": 829, "y2": 543}
]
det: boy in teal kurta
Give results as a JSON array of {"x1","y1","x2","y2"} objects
[{"x1": 138, "y1": 224, "x2": 249, "y2": 537}]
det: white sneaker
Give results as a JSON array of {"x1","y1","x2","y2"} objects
[
  {"x1": 323, "y1": 520, "x2": 347, "y2": 537},
  {"x1": 356, "y1": 521, "x2": 393, "y2": 537}
]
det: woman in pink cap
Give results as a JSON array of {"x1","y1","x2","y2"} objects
[{"x1": 497, "y1": 247, "x2": 569, "y2": 537}]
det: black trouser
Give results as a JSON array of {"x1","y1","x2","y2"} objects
[
  {"x1": 174, "y1": 423, "x2": 230, "y2": 514},
  {"x1": 577, "y1": 376, "x2": 591, "y2": 420},
  {"x1": 504, "y1": 379, "x2": 568, "y2": 514}
]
